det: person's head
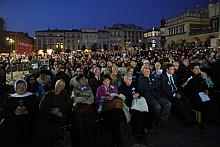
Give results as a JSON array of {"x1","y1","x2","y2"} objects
[
  {"x1": 141, "y1": 66, "x2": 151, "y2": 77},
  {"x1": 130, "y1": 61, "x2": 137, "y2": 68},
  {"x1": 127, "y1": 66, "x2": 134, "y2": 75},
  {"x1": 190, "y1": 62, "x2": 201, "y2": 75},
  {"x1": 76, "y1": 74, "x2": 88, "y2": 86},
  {"x1": 182, "y1": 58, "x2": 189, "y2": 66},
  {"x1": 14, "y1": 79, "x2": 27, "y2": 95},
  {"x1": 27, "y1": 74, "x2": 37, "y2": 85},
  {"x1": 155, "y1": 62, "x2": 161, "y2": 70},
  {"x1": 166, "y1": 64, "x2": 175, "y2": 75},
  {"x1": 76, "y1": 68, "x2": 84, "y2": 76},
  {"x1": 107, "y1": 61, "x2": 112, "y2": 68},
  {"x1": 173, "y1": 61, "x2": 180, "y2": 71},
  {"x1": 124, "y1": 73, "x2": 133, "y2": 86},
  {"x1": 94, "y1": 67, "x2": 101, "y2": 77},
  {"x1": 55, "y1": 79, "x2": 66, "y2": 93},
  {"x1": 101, "y1": 74, "x2": 112, "y2": 87},
  {"x1": 59, "y1": 64, "x2": 66, "y2": 72},
  {"x1": 112, "y1": 65, "x2": 119, "y2": 75}
]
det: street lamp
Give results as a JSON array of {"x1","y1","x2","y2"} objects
[{"x1": 6, "y1": 37, "x2": 15, "y2": 57}]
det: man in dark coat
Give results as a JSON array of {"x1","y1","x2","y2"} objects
[{"x1": 161, "y1": 64, "x2": 197, "y2": 126}]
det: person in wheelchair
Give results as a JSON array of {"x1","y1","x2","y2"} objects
[{"x1": 96, "y1": 74, "x2": 125, "y2": 147}]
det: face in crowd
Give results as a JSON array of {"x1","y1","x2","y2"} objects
[
  {"x1": 16, "y1": 81, "x2": 27, "y2": 95},
  {"x1": 191, "y1": 65, "x2": 200, "y2": 75},
  {"x1": 94, "y1": 67, "x2": 101, "y2": 77},
  {"x1": 166, "y1": 65, "x2": 175, "y2": 75},
  {"x1": 102, "y1": 77, "x2": 111, "y2": 87},
  {"x1": 55, "y1": 80, "x2": 65, "y2": 94},
  {"x1": 142, "y1": 67, "x2": 151, "y2": 77},
  {"x1": 124, "y1": 74, "x2": 133, "y2": 86}
]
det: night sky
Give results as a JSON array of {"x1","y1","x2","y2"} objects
[{"x1": 0, "y1": 0, "x2": 210, "y2": 37}]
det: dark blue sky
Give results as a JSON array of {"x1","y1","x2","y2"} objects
[{"x1": 0, "y1": 0, "x2": 210, "y2": 37}]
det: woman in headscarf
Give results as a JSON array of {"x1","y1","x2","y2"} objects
[{"x1": 0, "y1": 79, "x2": 39, "y2": 147}]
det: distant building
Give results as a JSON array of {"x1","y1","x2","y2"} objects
[
  {"x1": 4, "y1": 31, "x2": 35, "y2": 55},
  {"x1": 35, "y1": 29, "x2": 81, "y2": 53},
  {"x1": 110, "y1": 23, "x2": 144, "y2": 49},
  {"x1": 81, "y1": 29, "x2": 98, "y2": 50},
  {"x1": 161, "y1": 0, "x2": 219, "y2": 48},
  {"x1": 144, "y1": 27, "x2": 160, "y2": 49},
  {"x1": 98, "y1": 30, "x2": 110, "y2": 50},
  {"x1": 107, "y1": 27, "x2": 123, "y2": 50}
]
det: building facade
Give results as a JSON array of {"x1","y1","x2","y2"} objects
[
  {"x1": 144, "y1": 27, "x2": 160, "y2": 49},
  {"x1": 161, "y1": 0, "x2": 219, "y2": 48},
  {"x1": 81, "y1": 29, "x2": 98, "y2": 50},
  {"x1": 111, "y1": 23, "x2": 144, "y2": 49},
  {"x1": 98, "y1": 30, "x2": 110, "y2": 50},
  {"x1": 4, "y1": 31, "x2": 34, "y2": 55},
  {"x1": 35, "y1": 29, "x2": 82, "y2": 53},
  {"x1": 35, "y1": 23, "x2": 145, "y2": 52}
]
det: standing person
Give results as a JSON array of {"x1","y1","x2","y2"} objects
[
  {"x1": 29, "y1": 55, "x2": 42, "y2": 74},
  {"x1": 33, "y1": 79, "x2": 72, "y2": 147},
  {"x1": 0, "y1": 79, "x2": 39, "y2": 147}
]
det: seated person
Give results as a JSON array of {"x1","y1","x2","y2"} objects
[
  {"x1": 0, "y1": 79, "x2": 39, "y2": 147},
  {"x1": 96, "y1": 74, "x2": 125, "y2": 147},
  {"x1": 161, "y1": 64, "x2": 197, "y2": 127},
  {"x1": 71, "y1": 74, "x2": 96, "y2": 147},
  {"x1": 33, "y1": 79, "x2": 72, "y2": 147},
  {"x1": 184, "y1": 63, "x2": 215, "y2": 123},
  {"x1": 119, "y1": 73, "x2": 152, "y2": 140},
  {"x1": 138, "y1": 66, "x2": 171, "y2": 125}
]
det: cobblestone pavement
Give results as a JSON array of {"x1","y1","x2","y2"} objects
[{"x1": 98, "y1": 116, "x2": 220, "y2": 147}]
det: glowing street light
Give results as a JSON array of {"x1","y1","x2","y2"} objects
[{"x1": 6, "y1": 37, "x2": 15, "y2": 56}]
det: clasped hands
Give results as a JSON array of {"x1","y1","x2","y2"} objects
[{"x1": 50, "y1": 108, "x2": 63, "y2": 117}]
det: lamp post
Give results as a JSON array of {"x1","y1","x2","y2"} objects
[{"x1": 6, "y1": 37, "x2": 15, "y2": 57}]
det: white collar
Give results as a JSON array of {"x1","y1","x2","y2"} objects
[
  {"x1": 166, "y1": 72, "x2": 172, "y2": 79},
  {"x1": 11, "y1": 92, "x2": 33, "y2": 98}
]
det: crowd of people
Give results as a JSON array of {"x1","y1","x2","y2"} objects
[{"x1": 0, "y1": 46, "x2": 220, "y2": 147}]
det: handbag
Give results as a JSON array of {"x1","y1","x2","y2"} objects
[{"x1": 103, "y1": 97, "x2": 123, "y2": 111}]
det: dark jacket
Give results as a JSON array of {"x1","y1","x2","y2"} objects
[
  {"x1": 138, "y1": 74, "x2": 162, "y2": 101},
  {"x1": 119, "y1": 81, "x2": 137, "y2": 108},
  {"x1": 1, "y1": 94, "x2": 39, "y2": 147}
]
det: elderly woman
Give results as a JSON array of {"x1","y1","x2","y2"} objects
[
  {"x1": 0, "y1": 79, "x2": 39, "y2": 147},
  {"x1": 96, "y1": 74, "x2": 125, "y2": 147},
  {"x1": 71, "y1": 74, "x2": 95, "y2": 147}
]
